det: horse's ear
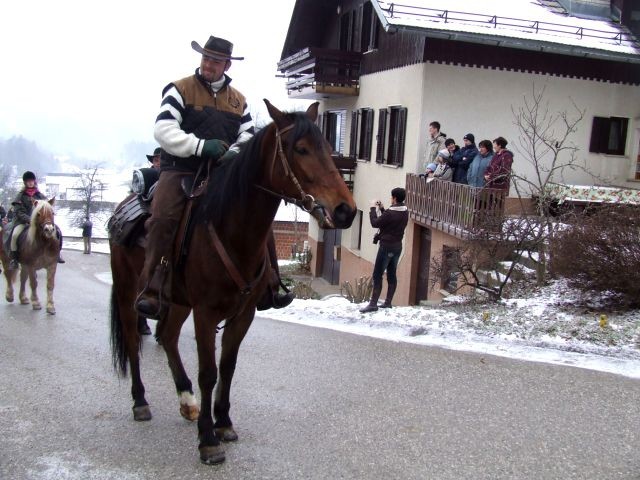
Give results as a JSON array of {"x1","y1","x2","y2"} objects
[
  {"x1": 306, "y1": 102, "x2": 320, "y2": 122},
  {"x1": 264, "y1": 99, "x2": 287, "y2": 129},
  {"x1": 49, "y1": 197, "x2": 55, "y2": 207}
]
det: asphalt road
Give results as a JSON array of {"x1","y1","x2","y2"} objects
[{"x1": 0, "y1": 250, "x2": 638, "y2": 479}]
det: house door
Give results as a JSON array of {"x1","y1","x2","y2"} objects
[
  {"x1": 414, "y1": 226, "x2": 431, "y2": 304},
  {"x1": 321, "y1": 229, "x2": 342, "y2": 285}
]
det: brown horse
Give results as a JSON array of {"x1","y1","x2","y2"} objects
[
  {"x1": 0, "y1": 199, "x2": 61, "y2": 314},
  {"x1": 109, "y1": 100, "x2": 356, "y2": 464}
]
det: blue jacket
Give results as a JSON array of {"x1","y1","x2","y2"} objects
[
  {"x1": 448, "y1": 144, "x2": 477, "y2": 184},
  {"x1": 467, "y1": 151, "x2": 493, "y2": 188}
]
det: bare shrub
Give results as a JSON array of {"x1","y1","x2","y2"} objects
[
  {"x1": 292, "y1": 279, "x2": 319, "y2": 300},
  {"x1": 341, "y1": 276, "x2": 373, "y2": 303},
  {"x1": 551, "y1": 205, "x2": 640, "y2": 307}
]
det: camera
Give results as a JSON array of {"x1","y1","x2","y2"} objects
[{"x1": 373, "y1": 233, "x2": 380, "y2": 244}]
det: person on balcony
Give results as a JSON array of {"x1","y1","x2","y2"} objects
[
  {"x1": 467, "y1": 140, "x2": 494, "y2": 188},
  {"x1": 484, "y1": 136, "x2": 514, "y2": 194},
  {"x1": 423, "y1": 121, "x2": 446, "y2": 172},
  {"x1": 448, "y1": 133, "x2": 478, "y2": 184},
  {"x1": 360, "y1": 187, "x2": 409, "y2": 313}
]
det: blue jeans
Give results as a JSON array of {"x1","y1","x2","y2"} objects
[{"x1": 372, "y1": 245, "x2": 402, "y2": 289}]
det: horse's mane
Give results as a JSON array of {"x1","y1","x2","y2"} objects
[
  {"x1": 27, "y1": 201, "x2": 54, "y2": 245},
  {"x1": 198, "y1": 111, "x2": 325, "y2": 228}
]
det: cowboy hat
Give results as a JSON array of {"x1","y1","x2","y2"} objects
[
  {"x1": 146, "y1": 147, "x2": 162, "y2": 162},
  {"x1": 191, "y1": 36, "x2": 244, "y2": 61}
]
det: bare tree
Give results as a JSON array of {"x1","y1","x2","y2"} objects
[
  {"x1": 430, "y1": 213, "x2": 539, "y2": 301},
  {"x1": 510, "y1": 84, "x2": 587, "y2": 284},
  {"x1": 70, "y1": 164, "x2": 106, "y2": 227}
]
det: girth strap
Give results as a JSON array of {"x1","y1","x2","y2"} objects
[{"x1": 207, "y1": 224, "x2": 267, "y2": 295}]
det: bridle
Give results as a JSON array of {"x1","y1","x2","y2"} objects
[{"x1": 254, "y1": 123, "x2": 318, "y2": 213}]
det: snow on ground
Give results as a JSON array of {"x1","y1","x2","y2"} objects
[{"x1": 74, "y1": 239, "x2": 640, "y2": 380}]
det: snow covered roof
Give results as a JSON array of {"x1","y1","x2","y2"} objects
[{"x1": 373, "y1": 0, "x2": 640, "y2": 62}]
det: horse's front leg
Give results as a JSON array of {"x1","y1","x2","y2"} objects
[
  {"x1": 19, "y1": 267, "x2": 30, "y2": 305},
  {"x1": 159, "y1": 305, "x2": 198, "y2": 421},
  {"x1": 45, "y1": 264, "x2": 57, "y2": 315},
  {"x1": 28, "y1": 270, "x2": 41, "y2": 310},
  {"x1": 193, "y1": 305, "x2": 225, "y2": 465},
  {"x1": 4, "y1": 266, "x2": 16, "y2": 303},
  {"x1": 214, "y1": 306, "x2": 256, "y2": 442}
]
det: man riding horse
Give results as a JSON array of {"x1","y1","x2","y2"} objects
[
  {"x1": 135, "y1": 35, "x2": 294, "y2": 320},
  {"x1": 8, "y1": 171, "x2": 64, "y2": 270}
]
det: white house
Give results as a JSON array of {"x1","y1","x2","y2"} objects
[{"x1": 278, "y1": 0, "x2": 640, "y2": 304}]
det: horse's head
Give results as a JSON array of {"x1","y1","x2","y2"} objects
[
  {"x1": 262, "y1": 100, "x2": 357, "y2": 229},
  {"x1": 30, "y1": 199, "x2": 56, "y2": 240}
]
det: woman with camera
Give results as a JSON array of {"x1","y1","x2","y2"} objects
[{"x1": 360, "y1": 187, "x2": 409, "y2": 313}]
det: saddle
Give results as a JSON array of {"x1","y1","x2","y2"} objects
[{"x1": 108, "y1": 162, "x2": 211, "y2": 262}]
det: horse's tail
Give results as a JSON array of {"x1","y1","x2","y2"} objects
[{"x1": 109, "y1": 286, "x2": 128, "y2": 377}]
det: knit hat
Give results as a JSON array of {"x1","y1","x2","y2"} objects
[
  {"x1": 463, "y1": 133, "x2": 475, "y2": 143},
  {"x1": 426, "y1": 162, "x2": 437, "y2": 172},
  {"x1": 437, "y1": 148, "x2": 450, "y2": 159}
]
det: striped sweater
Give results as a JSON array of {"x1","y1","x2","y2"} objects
[{"x1": 154, "y1": 69, "x2": 255, "y2": 171}]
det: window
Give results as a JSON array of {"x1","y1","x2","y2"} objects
[
  {"x1": 376, "y1": 106, "x2": 408, "y2": 166},
  {"x1": 320, "y1": 110, "x2": 347, "y2": 154},
  {"x1": 360, "y1": 1, "x2": 380, "y2": 52},
  {"x1": 340, "y1": 10, "x2": 356, "y2": 52},
  {"x1": 349, "y1": 108, "x2": 375, "y2": 161},
  {"x1": 589, "y1": 116, "x2": 629, "y2": 155}
]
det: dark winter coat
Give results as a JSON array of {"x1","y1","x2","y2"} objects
[
  {"x1": 484, "y1": 149, "x2": 514, "y2": 193},
  {"x1": 369, "y1": 204, "x2": 409, "y2": 249},
  {"x1": 12, "y1": 189, "x2": 46, "y2": 225},
  {"x1": 448, "y1": 144, "x2": 478, "y2": 184},
  {"x1": 82, "y1": 220, "x2": 93, "y2": 238}
]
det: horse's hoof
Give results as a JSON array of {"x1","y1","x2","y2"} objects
[
  {"x1": 133, "y1": 405, "x2": 152, "y2": 422},
  {"x1": 20, "y1": 298, "x2": 29, "y2": 305},
  {"x1": 180, "y1": 403, "x2": 199, "y2": 422},
  {"x1": 47, "y1": 307, "x2": 56, "y2": 315},
  {"x1": 6, "y1": 294, "x2": 13, "y2": 303},
  {"x1": 32, "y1": 303, "x2": 42, "y2": 310},
  {"x1": 199, "y1": 445, "x2": 225, "y2": 465},
  {"x1": 215, "y1": 426, "x2": 238, "y2": 442}
]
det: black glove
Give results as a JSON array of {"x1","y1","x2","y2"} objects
[{"x1": 201, "y1": 139, "x2": 228, "y2": 160}]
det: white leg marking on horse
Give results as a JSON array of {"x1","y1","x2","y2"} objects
[{"x1": 180, "y1": 391, "x2": 198, "y2": 406}]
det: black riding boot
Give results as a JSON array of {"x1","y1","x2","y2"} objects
[
  {"x1": 135, "y1": 219, "x2": 177, "y2": 320},
  {"x1": 56, "y1": 227, "x2": 65, "y2": 263},
  {"x1": 380, "y1": 283, "x2": 397, "y2": 308},
  {"x1": 8, "y1": 251, "x2": 19, "y2": 271},
  {"x1": 360, "y1": 285, "x2": 382, "y2": 313},
  {"x1": 256, "y1": 233, "x2": 295, "y2": 311}
]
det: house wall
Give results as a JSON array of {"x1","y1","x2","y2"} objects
[{"x1": 419, "y1": 62, "x2": 640, "y2": 190}]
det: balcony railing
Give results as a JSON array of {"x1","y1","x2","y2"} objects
[
  {"x1": 405, "y1": 174, "x2": 506, "y2": 237},
  {"x1": 277, "y1": 47, "x2": 362, "y2": 100}
]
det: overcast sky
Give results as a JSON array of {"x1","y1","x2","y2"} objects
[{"x1": 0, "y1": 0, "x2": 306, "y2": 161}]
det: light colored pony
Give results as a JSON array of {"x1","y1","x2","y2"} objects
[{"x1": 0, "y1": 199, "x2": 61, "y2": 314}]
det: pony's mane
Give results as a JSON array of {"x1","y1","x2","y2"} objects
[
  {"x1": 197, "y1": 111, "x2": 325, "y2": 228},
  {"x1": 27, "y1": 200, "x2": 54, "y2": 245}
]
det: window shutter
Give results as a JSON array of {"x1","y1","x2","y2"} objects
[
  {"x1": 376, "y1": 108, "x2": 387, "y2": 164},
  {"x1": 395, "y1": 107, "x2": 407, "y2": 166},
  {"x1": 608, "y1": 117, "x2": 628, "y2": 156},
  {"x1": 350, "y1": 111, "x2": 359, "y2": 157},
  {"x1": 589, "y1": 117, "x2": 608, "y2": 153},
  {"x1": 364, "y1": 109, "x2": 374, "y2": 161}
]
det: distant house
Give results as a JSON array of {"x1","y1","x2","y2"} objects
[{"x1": 278, "y1": 0, "x2": 640, "y2": 304}]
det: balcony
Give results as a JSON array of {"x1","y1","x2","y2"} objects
[
  {"x1": 277, "y1": 47, "x2": 362, "y2": 100},
  {"x1": 405, "y1": 174, "x2": 506, "y2": 238},
  {"x1": 332, "y1": 153, "x2": 357, "y2": 192}
]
